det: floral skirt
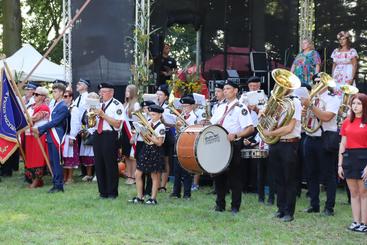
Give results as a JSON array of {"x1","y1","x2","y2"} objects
[
  {"x1": 137, "y1": 144, "x2": 164, "y2": 174},
  {"x1": 80, "y1": 156, "x2": 95, "y2": 167},
  {"x1": 63, "y1": 141, "x2": 80, "y2": 169},
  {"x1": 25, "y1": 167, "x2": 44, "y2": 181}
]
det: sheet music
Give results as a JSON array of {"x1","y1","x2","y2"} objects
[
  {"x1": 132, "y1": 121, "x2": 147, "y2": 135},
  {"x1": 193, "y1": 93, "x2": 206, "y2": 106},
  {"x1": 85, "y1": 97, "x2": 101, "y2": 110},
  {"x1": 246, "y1": 90, "x2": 267, "y2": 106}
]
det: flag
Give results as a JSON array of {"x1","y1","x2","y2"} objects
[{"x1": 0, "y1": 69, "x2": 28, "y2": 164}]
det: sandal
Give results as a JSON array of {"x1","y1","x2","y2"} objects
[
  {"x1": 158, "y1": 187, "x2": 167, "y2": 192},
  {"x1": 128, "y1": 197, "x2": 144, "y2": 204}
]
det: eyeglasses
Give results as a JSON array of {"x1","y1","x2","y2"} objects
[
  {"x1": 63, "y1": 95, "x2": 72, "y2": 98},
  {"x1": 33, "y1": 93, "x2": 42, "y2": 97}
]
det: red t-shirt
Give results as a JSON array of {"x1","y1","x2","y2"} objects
[{"x1": 340, "y1": 117, "x2": 367, "y2": 149}]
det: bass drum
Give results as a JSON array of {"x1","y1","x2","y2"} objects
[{"x1": 176, "y1": 125, "x2": 233, "y2": 174}]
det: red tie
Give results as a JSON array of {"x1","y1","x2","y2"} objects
[
  {"x1": 218, "y1": 105, "x2": 228, "y2": 126},
  {"x1": 97, "y1": 103, "x2": 105, "y2": 134}
]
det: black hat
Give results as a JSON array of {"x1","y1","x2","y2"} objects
[
  {"x1": 180, "y1": 96, "x2": 195, "y2": 105},
  {"x1": 98, "y1": 82, "x2": 114, "y2": 89},
  {"x1": 157, "y1": 84, "x2": 169, "y2": 96},
  {"x1": 300, "y1": 82, "x2": 312, "y2": 91},
  {"x1": 215, "y1": 81, "x2": 224, "y2": 90},
  {"x1": 141, "y1": 100, "x2": 156, "y2": 107},
  {"x1": 224, "y1": 80, "x2": 239, "y2": 89},
  {"x1": 24, "y1": 81, "x2": 38, "y2": 90},
  {"x1": 247, "y1": 76, "x2": 261, "y2": 84},
  {"x1": 148, "y1": 104, "x2": 164, "y2": 113},
  {"x1": 53, "y1": 79, "x2": 68, "y2": 86},
  {"x1": 79, "y1": 78, "x2": 91, "y2": 87}
]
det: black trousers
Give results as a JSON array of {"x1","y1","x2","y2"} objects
[
  {"x1": 252, "y1": 157, "x2": 275, "y2": 201},
  {"x1": 215, "y1": 140, "x2": 245, "y2": 210},
  {"x1": 0, "y1": 150, "x2": 19, "y2": 176},
  {"x1": 269, "y1": 141, "x2": 299, "y2": 216},
  {"x1": 93, "y1": 131, "x2": 119, "y2": 197},
  {"x1": 304, "y1": 135, "x2": 337, "y2": 210},
  {"x1": 172, "y1": 156, "x2": 193, "y2": 197}
]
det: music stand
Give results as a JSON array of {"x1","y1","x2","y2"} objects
[{"x1": 250, "y1": 51, "x2": 271, "y2": 96}]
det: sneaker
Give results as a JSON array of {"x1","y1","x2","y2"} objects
[
  {"x1": 348, "y1": 222, "x2": 360, "y2": 231},
  {"x1": 169, "y1": 193, "x2": 181, "y2": 198},
  {"x1": 145, "y1": 198, "x2": 158, "y2": 205},
  {"x1": 128, "y1": 197, "x2": 144, "y2": 204},
  {"x1": 354, "y1": 223, "x2": 367, "y2": 233},
  {"x1": 158, "y1": 187, "x2": 167, "y2": 192},
  {"x1": 92, "y1": 176, "x2": 97, "y2": 182},
  {"x1": 191, "y1": 184, "x2": 199, "y2": 191},
  {"x1": 82, "y1": 175, "x2": 93, "y2": 182}
]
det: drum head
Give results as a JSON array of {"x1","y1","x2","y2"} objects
[{"x1": 195, "y1": 125, "x2": 233, "y2": 174}]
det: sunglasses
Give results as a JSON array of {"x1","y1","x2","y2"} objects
[
  {"x1": 63, "y1": 95, "x2": 72, "y2": 98},
  {"x1": 33, "y1": 93, "x2": 44, "y2": 97}
]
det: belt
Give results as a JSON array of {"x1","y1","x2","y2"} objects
[{"x1": 279, "y1": 137, "x2": 300, "y2": 143}]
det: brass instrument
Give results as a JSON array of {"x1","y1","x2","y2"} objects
[
  {"x1": 168, "y1": 90, "x2": 189, "y2": 131},
  {"x1": 257, "y1": 68, "x2": 301, "y2": 144},
  {"x1": 132, "y1": 110, "x2": 157, "y2": 145},
  {"x1": 87, "y1": 110, "x2": 97, "y2": 128},
  {"x1": 337, "y1": 84, "x2": 359, "y2": 128},
  {"x1": 301, "y1": 72, "x2": 336, "y2": 133}
]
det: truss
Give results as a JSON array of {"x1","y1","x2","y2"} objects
[
  {"x1": 299, "y1": 0, "x2": 315, "y2": 50},
  {"x1": 63, "y1": 0, "x2": 72, "y2": 83}
]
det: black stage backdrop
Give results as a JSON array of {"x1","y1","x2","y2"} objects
[{"x1": 71, "y1": 0, "x2": 134, "y2": 96}]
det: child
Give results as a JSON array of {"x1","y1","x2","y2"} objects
[{"x1": 130, "y1": 104, "x2": 166, "y2": 205}]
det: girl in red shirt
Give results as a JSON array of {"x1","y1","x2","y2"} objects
[{"x1": 338, "y1": 93, "x2": 367, "y2": 232}]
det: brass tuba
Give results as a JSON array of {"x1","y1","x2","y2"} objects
[
  {"x1": 257, "y1": 68, "x2": 301, "y2": 144},
  {"x1": 87, "y1": 110, "x2": 97, "y2": 128},
  {"x1": 301, "y1": 72, "x2": 336, "y2": 133},
  {"x1": 132, "y1": 110, "x2": 157, "y2": 145},
  {"x1": 337, "y1": 84, "x2": 359, "y2": 128}
]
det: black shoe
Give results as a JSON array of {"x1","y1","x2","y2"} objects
[
  {"x1": 99, "y1": 194, "x2": 108, "y2": 199},
  {"x1": 145, "y1": 198, "x2": 158, "y2": 205},
  {"x1": 214, "y1": 206, "x2": 225, "y2": 212},
  {"x1": 169, "y1": 193, "x2": 181, "y2": 198},
  {"x1": 231, "y1": 208, "x2": 239, "y2": 215},
  {"x1": 273, "y1": 211, "x2": 284, "y2": 219},
  {"x1": 128, "y1": 197, "x2": 144, "y2": 204},
  {"x1": 323, "y1": 208, "x2": 334, "y2": 216},
  {"x1": 48, "y1": 187, "x2": 64, "y2": 193},
  {"x1": 183, "y1": 195, "x2": 191, "y2": 200},
  {"x1": 281, "y1": 215, "x2": 294, "y2": 222},
  {"x1": 304, "y1": 206, "x2": 320, "y2": 213},
  {"x1": 108, "y1": 195, "x2": 117, "y2": 199}
]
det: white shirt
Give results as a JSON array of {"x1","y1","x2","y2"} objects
[
  {"x1": 194, "y1": 106, "x2": 207, "y2": 122},
  {"x1": 210, "y1": 99, "x2": 253, "y2": 134},
  {"x1": 161, "y1": 102, "x2": 177, "y2": 126},
  {"x1": 211, "y1": 99, "x2": 226, "y2": 116},
  {"x1": 281, "y1": 96, "x2": 302, "y2": 139},
  {"x1": 150, "y1": 119, "x2": 166, "y2": 139},
  {"x1": 96, "y1": 98, "x2": 124, "y2": 131},
  {"x1": 182, "y1": 110, "x2": 197, "y2": 126},
  {"x1": 306, "y1": 92, "x2": 341, "y2": 136}
]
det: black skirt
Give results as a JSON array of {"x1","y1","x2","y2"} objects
[
  {"x1": 137, "y1": 143, "x2": 164, "y2": 173},
  {"x1": 342, "y1": 148, "x2": 367, "y2": 179},
  {"x1": 120, "y1": 127, "x2": 132, "y2": 157}
]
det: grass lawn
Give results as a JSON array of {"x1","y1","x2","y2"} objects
[{"x1": 0, "y1": 170, "x2": 366, "y2": 245}]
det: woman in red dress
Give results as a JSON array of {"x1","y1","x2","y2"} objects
[{"x1": 24, "y1": 87, "x2": 50, "y2": 188}]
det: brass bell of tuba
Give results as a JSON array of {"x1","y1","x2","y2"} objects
[
  {"x1": 167, "y1": 90, "x2": 189, "y2": 132},
  {"x1": 337, "y1": 84, "x2": 359, "y2": 128},
  {"x1": 132, "y1": 110, "x2": 157, "y2": 145},
  {"x1": 87, "y1": 110, "x2": 98, "y2": 128},
  {"x1": 301, "y1": 72, "x2": 336, "y2": 134},
  {"x1": 257, "y1": 68, "x2": 301, "y2": 144}
]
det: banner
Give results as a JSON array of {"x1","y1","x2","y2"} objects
[{"x1": 0, "y1": 70, "x2": 28, "y2": 164}]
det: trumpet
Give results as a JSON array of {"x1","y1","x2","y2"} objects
[
  {"x1": 301, "y1": 72, "x2": 336, "y2": 134},
  {"x1": 132, "y1": 110, "x2": 157, "y2": 145}
]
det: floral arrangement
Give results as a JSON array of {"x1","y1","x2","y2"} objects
[{"x1": 167, "y1": 67, "x2": 202, "y2": 96}]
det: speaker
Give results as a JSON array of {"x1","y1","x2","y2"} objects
[
  {"x1": 71, "y1": 0, "x2": 135, "y2": 91},
  {"x1": 250, "y1": 52, "x2": 268, "y2": 73}
]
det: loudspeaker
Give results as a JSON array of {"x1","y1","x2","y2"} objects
[
  {"x1": 71, "y1": 0, "x2": 135, "y2": 91},
  {"x1": 250, "y1": 52, "x2": 268, "y2": 72}
]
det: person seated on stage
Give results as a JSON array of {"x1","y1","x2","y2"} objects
[
  {"x1": 32, "y1": 82, "x2": 69, "y2": 193},
  {"x1": 24, "y1": 86, "x2": 50, "y2": 188},
  {"x1": 260, "y1": 91, "x2": 302, "y2": 222},
  {"x1": 129, "y1": 104, "x2": 166, "y2": 205},
  {"x1": 171, "y1": 96, "x2": 197, "y2": 199}
]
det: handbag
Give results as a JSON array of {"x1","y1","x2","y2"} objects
[{"x1": 322, "y1": 130, "x2": 341, "y2": 152}]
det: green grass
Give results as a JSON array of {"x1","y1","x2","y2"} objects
[{"x1": 0, "y1": 170, "x2": 366, "y2": 245}]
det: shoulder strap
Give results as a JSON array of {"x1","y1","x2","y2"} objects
[{"x1": 152, "y1": 122, "x2": 161, "y2": 130}]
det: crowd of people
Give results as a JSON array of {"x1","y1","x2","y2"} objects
[{"x1": 0, "y1": 31, "x2": 366, "y2": 233}]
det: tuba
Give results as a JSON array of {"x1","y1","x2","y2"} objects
[
  {"x1": 301, "y1": 72, "x2": 336, "y2": 133},
  {"x1": 132, "y1": 110, "x2": 157, "y2": 145},
  {"x1": 87, "y1": 110, "x2": 98, "y2": 128},
  {"x1": 337, "y1": 84, "x2": 359, "y2": 128},
  {"x1": 257, "y1": 68, "x2": 301, "y2": 144}
]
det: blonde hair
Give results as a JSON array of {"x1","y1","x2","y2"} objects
[
  {"x1": 302, "y1": 38, "x2": 315, "y2": 50},
  {"x1": 125, "y1": 84, "x2": 138, "y2": 117}
]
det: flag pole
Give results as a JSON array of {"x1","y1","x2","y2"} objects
[
  {"x1": 4, "y1": 62, "x2": 53, "y2": 177},
  {"x1": 17, "y1": 0, "x2": 92, "y2": 89}
]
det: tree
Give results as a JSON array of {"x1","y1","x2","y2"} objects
[{"x1": 2, "y1": 0, "x2": 22, "y2": 56}]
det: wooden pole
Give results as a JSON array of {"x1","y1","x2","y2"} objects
[
  {"x1": 3, "y1": 62, "x2": 53, "y2": 176},
  {"x1": 18, "y1": 0, "x2": 92, "y2": 89}
]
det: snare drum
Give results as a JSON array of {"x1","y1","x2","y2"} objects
[
  {"x1": 241, "y1": 148, "x2": 269, "y2": 159},
  {"x1": 176, "y1": 125, "x2": 233, "y2": 174}
]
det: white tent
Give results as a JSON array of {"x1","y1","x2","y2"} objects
[{"x1": 0, "y1": 44, "x2": 66, "y2": 82}]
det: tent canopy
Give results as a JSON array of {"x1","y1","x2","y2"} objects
[{"x1": 0, "y1": 44, "x2": 66, "y2": 82}]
